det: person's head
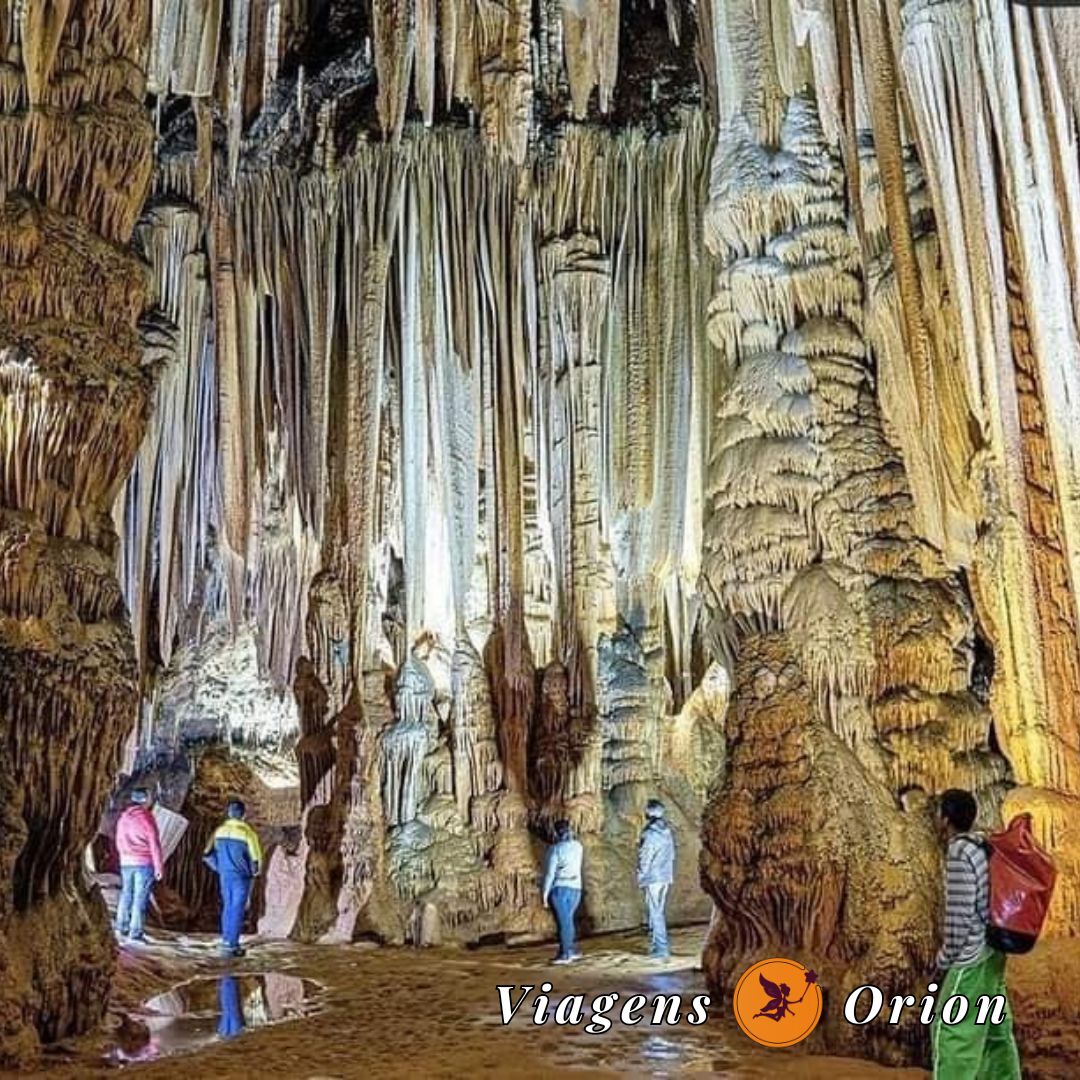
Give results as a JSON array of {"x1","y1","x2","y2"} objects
[
  {"x1": 939, "y1": 789, "x2": 977, "y2": 839},
  {"x1": 226, "y1": 798, "x2": 246, "y2": 820},
  {"x1": 645, "y1": 798, "x2": 666, "y2": 821},
  {"x1": 554, "y1": 819, "x2": 572, "y2": 842},
  {"x1": 130, "y1": 787, "x2": 151, "y2": 807}
]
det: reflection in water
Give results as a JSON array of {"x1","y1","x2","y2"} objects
[
  {"x1": 642, "y1": 1034, "x2": 682, "y2": 1062},
  {"x1": 217, "y1": 975, "x2": 245, "y2": 1039},
  {"x1": 107, "y1": 973, "x2": 323, "y2": 1063}
]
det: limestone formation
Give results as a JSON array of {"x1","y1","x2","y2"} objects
[
  {"x1": 118, "y1": 0, "x2": 717, "y2": 949},
  {"x1": 0, "y1": 1, "x2": 155, "y2": 1065},
  {"x1": 696, "y1": 0, "x2": 1080, "y2": 1065},
  {"x1": 702, "y1": 634, "x2": 940, "y2": 1063}
]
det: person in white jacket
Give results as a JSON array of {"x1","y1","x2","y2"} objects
[
  {"x1": 541, "y1": 819, "x2": 584, "y2": 964},
  {"x1": 637, "y1": 799, "x2": 675, "y2": 958}
]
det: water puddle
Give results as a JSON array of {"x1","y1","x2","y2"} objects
[{"x1": 107, "y1": 972, "x2": 325, "y2": 1064}]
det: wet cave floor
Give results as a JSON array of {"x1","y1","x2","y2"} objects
[{"x1": 25, "y1": 925, "x2": 1074, "y2": 1079}]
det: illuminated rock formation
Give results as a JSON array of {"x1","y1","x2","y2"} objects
[
  {"x1": 891, "y1": 0, "x2": 1080, "y2": 932},
  {"x1": 116, "y1": 0, "x2": 716, "y2": 951},
  {"x1": 697, "y1": 0, "x2": 1080, "y2": 1064},
  {"x1": 697, "y1": 60, "x2": 995, "y2": 1054},
  {"x1": 0, "y1": 1, "x2": 154, "y2": 1064}
]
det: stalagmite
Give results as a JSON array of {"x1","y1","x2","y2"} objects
[{"x1": 380, "y1": 658, "x2": 437, "y2": 827}]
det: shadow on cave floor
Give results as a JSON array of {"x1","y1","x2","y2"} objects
[{"x1": 26, "y1": 927, "x2": 927, "y2": 1079}]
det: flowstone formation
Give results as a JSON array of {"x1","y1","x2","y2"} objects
[
  {"x1": 0, "y1": 1, "x2": 154, "y2": 1065},
  {"x1": 699, "y1": 76, "x2": 998, "y2": 1060}
]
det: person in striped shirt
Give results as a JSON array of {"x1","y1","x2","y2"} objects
[{"x1": 933, "y1": 789, "x2": 1020, "y2": 1080}]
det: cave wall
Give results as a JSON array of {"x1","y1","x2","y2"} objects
[{"x1": 0, "y1": 0, "x2": 154, "y2": 1065}]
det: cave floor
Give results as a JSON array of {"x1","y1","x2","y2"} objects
[
  {"x1": 26, "y1": 925, "x2": 929, "y2": 1079},
  {"x1": 27, "y1": 924, "x2": 1032, "y2": 1079}
]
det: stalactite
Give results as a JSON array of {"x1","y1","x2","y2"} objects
[
  {"x1": 212, "y1": 190, "x2": 249, "y2": 592},
  {"x1": 338, "y1": 149, "x2": 409, "y2": 684},
  {"x1": 539, "y1": 232, "x2": 614, "y2": 713},
  {"x1": 32, "y1": 5, "x2": 1076, "y2": 1073},
  {"x1": 561, "y1": 0, "x2": 620, "y2": 118},
  {"x1": 120, "y1": 0, "x2": 717, "y2": 954},
  {"x1": 893, "y1": 0, "x2": 1080, "y2": 928},
  {"x1": 119, "y1": 202, "x2": 214, "y2": 678},
  {"x1": 124, "y1": 105, "x2": 718, "y2": 944},
  {"x1": 372, "y1": 0, "x2": 413, "y2": 143}
]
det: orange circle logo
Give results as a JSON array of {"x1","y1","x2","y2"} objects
[{"x1": 732, "y1": 958, "x2": 822, "y2": 1047}]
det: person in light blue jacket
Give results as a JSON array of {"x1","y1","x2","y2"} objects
[
  {"x1": 637, "y1": 799, "x2": 675, "y2": 958},
  {"x1": 541, "y1": 819, "x2": 584, "y2": 965}
]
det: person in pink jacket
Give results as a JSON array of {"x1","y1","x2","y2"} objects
[{"x1": 114, "y1": 788, "x2": 164, "y2": 943}]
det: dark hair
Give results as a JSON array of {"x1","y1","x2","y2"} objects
[
  {"x1": 646, "y1": 798, "x2": 666, "y2": 819},
  {"x1": 940, "y1": 789, "x2": 977, "y2": 832},
  {"x1": 554, "y1": 819, "x2": 571, "y2": 842},
  {"x1": 226, "y1": 798, "x2": 246, "y2": 819}
]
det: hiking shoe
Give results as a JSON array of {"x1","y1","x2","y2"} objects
[
  {"x1": 568, "y1": 951, "x2": 583, "y2": 960},
  {"x1": 230, "y1": 947, "x2": 247, "y2": 958},
  {"x1": 126, "y1": 934, "x2": 147, "y2": 944},
  {"x1": 552, "y1": 955, "x2": 574, "y2": 965}
]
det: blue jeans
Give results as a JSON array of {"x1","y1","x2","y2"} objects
[
  {"x1": 549, "y1": 886, "x2": 581, "y2": 958},
  {"x1": 219, "y1": 874, "x2": 252, "y2": 948},
  {"x1": 116, "y1": 865, "x2": 155, "y2": 939},
  {"x1": 644, "y1": 883, "x2": 670, "y2": 955},
  {"x1": 217, "y1": 975, "x2": 246, "y2": 1038}
]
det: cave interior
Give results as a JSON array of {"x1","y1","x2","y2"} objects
[{"x1": 1, "y1": 0, "x2": 1080, "y2": 1072}]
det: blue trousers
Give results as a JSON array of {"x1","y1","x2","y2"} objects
[
  {"x1": 219, "y1": 874, "x2": 252, "y2": 948},
  {"x1": 217, "y1": 975, "x2": 246, "y2": 1038},
  {"x1": 549, "y1": 886, "x2": 581, "y2": 958},
  {"x1": 115, "y1": 865, "x2": 155, "y2": 938},
  {"x1": 644, "y1": 883, "x2": 670, "y2": 955}
]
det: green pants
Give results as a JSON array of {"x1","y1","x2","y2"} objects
[{"x1": 933, "y1": 949, "x2": 1021, "y2": 1080}]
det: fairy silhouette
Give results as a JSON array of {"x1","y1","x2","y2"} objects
[{"x1": 753, "y1": 968, "x2": 818, "y2": 1022}]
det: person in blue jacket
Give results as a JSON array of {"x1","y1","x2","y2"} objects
[
  {"x1": 203, "y1": 799, "x2": 263, "y2": 957},
  {"x1": 637, "y1": 799, "x2": 676, "y2": 958}
]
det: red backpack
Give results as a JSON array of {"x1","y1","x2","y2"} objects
[{"x1": 986, "y1": 813, "x2": 1057, "y2": 954}]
